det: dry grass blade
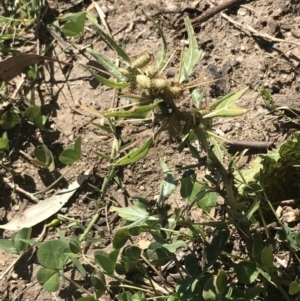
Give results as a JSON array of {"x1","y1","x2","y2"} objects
[{"x1": 0, "y1": 54, "x2": 72, "y2": 83}]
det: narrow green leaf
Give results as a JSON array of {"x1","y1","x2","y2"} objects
[
  {"x1": 87, "y1": 48, "x2": 126, "y2": 81},
  {"x1": 114, "y1": 137, "x2": 153, "y2": 166},
  {"x1": 90, "y1": 122, "x2": 113, "y2": 133},
  {"x1": 203, "y1": 87, "x2": 248, "y2": 118},
  {"x1": 143, "y1": 12, "x2": 167, "y2": 71},
  {"x1": 74, "y1": 136, "x2": 82, "y2": 155},
  {"x1": 110, "y1": 206, "x2": 149, "y2": 222},
  {"x1": 158, "y1": 173, "x2": 178, "y2": 202},
  {"x1": 93, "y1": 150, "x2": 110, "y2": 161},
  {"x1": 81, "y1": 65, "x2": 129, "y2": 89},
  {"x1": 69, "y1": 256, "x2": 86, "y2": 278},
  {"x1": 105, "y1": 101, "x2": 161, "y2": 118},
  {"x1": 179, "y1": 17, "x2": 203, "y2": 83},
  {"x1": 100, "y1": 31, "x2": 131, "y2": 63},
  {"x1": 36, "y1": 267, "x2": 60, "y2": 292}
]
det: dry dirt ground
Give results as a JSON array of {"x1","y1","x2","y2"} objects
[{"x1": 1, "y1": 0, "x2": 300, "y2": 300}]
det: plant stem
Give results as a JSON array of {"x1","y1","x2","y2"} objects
[{"x1": 33, "y1": 165, "x2": 74, "y2": 195}]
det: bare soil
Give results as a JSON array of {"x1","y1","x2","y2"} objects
[{"x1": 1, "y1": 0, "x2": 300, "y2": 300}]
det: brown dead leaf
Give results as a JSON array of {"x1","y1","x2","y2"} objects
[{"x1": 0, "y1": 54, "x2": 72, "y2": 83}]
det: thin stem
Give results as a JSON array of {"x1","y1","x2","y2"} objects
[
  {"x1": 34, "y1": 165, "x2": 74, "y2": 195},
  {"x1": 62, "y1": 274, "x2": 93, "y2": 296}
]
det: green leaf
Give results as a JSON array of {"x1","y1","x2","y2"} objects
[
  {"x1": 203, "y1": 276, "x2": 217, "y2": 301},
  {"x1": 94, "y1": 250, "x2": 116, "y2": 276},
  {"x1": 0, "y1": 137, "x2": 9, "y2": 150},
  {"x1": 210, "y1": 137, "x2": 223, "y2": 164},
  {"x1": 203, "y1": 87, "x2": 248, "y2": 118},
  {"x1": 0, "y1": 111, "x2": 20, "y2": 129},
  {"x1": 214, "y1": 269, "x2": 227, "y2": 296},
  {"x1": 36, "y1": 267, "x2": 60, "y2": 292},
  {"x1": 111, "y1": 206, "x2": 149, "y2": 222},
  {"x1": 32, "y1": 144, "x2": 55, "y2": 171},
  {"x1": 245, "y1": 287, "x2": 264, "y2": 299},
  {"x1": 289, "y1": 277, "x2": 300, "y2": 295},
  {"x1": 159, "y1": 158, "x2": 170, "y2": 173},
  {"x1": 197, "y1": 190, "x2": 218, "y2": 212},
  {"x1": 162, "y1": 240, "x2": 188, "y2": 253},
  {"x1": 235, "y1": 261, "x2": 259, "y2": 284},
  {"x1": 81, "y1": 65, "x2": 129, "y2": 89},
  {"x1": 114, "y1": 137, "x2": 153, "y2": 166},
  {"x1": 105, "y1": 101, "x2": 161, "y2": 118},
  {"x1": 76, "y1": 298, "x2": 97, "y2": 301},
  {"x1": 158, "y1": 172, "x2": 178, "y2": 203},
  {"x1": 69, "y1": 235, "x2": 81, "y2": 254},
  {"x1": 13, "y1": 227, "x2": 32, "y2": 252},
  {"x1": 180, "y1": 173, "x2": 196, "y2": 200},
  {"x1": 124, "y1": 246, "x2": 141, "y2": 262},
  {"x1": 59, "y1": 137, "x2": 81, "y2": 164},
  {"x1": 261, "y1": 245, "x2": 274, "y2": 271},
  {"x1": 91, "y1": 271, "x2": 106, "y2": 297},
  {"x1": 62, "y1": 12, "x2": 86, "y2": 37},
  {"x1": 113, "y1": 228, "x2": 131, "y2": 249},
  {"x1": 59, "y1": 149, "x2": 79, "y2": 164},
  {"x1": 206, "y1": 229, "x2": 229, "y2": 268},
  {"x1": 147, "y1": 242, "x2": 172, "y2": 266},
  {"x1": 0, "y1": 239, "x2": 18, "y2": 254},
  {"x1": 179, "y1": 17, "x2": 203, "y2": 83},
  {"x1": 143, "y1": 12, "x2": 167, "y2": 71},
  {"x1": 117, "y1": 291, "x2": 133, "y2": 301},
  {"x1": 37, "y1": 240, "x2": 67, "y2": 269},
  {"x1": 132, "y1": 291, "x2": 145, "y2": 301},
  {"x1": 23, "y1": 105, "x2": 47, "y2": 130},
  {"x1": 99, "y1": 29, "x2": 131, "y2": 64},
  {"x1": 87, "y1": 48, "x2": 126, "y2": 81},
  {"x1": 184, "y1": 254, "x2": 199, "y2": 277},
  {"x1": 69, "y1": 256, "x2": 86, "y2": 278}
]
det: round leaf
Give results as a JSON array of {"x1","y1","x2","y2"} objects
[
  {"x1": 36, "y1": 267, "x2": 60, "y2": 292},
  {"x1": 37, "y1": 240, "x2": 67, "y2": 269}
]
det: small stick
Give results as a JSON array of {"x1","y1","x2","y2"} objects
[
  {"x1": 176, "y1": 0, "x2": 251, "y2": 34},
  {"x1": 3, "y1": 177, "x2": 40, "y2": 203},
  {"x1": 221, "y1": 12, "x2": 300, "y2": 47},
  {"x1": 227, "y1": 140, "x2": 274, "y2": 149}
]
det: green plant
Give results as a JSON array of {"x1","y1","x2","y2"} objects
[{"x1": 2, "y1": 7, "x2": 300, "y2": 301}]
